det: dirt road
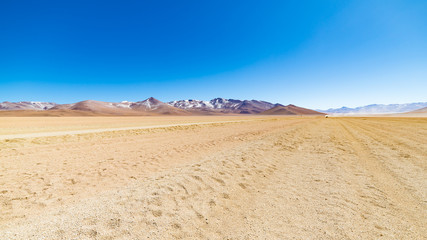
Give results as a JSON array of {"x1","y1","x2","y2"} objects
[
  {"x1": 0, "y1": 117, "x2": 425, "y2": 239},
  {"x1": 0, "y1": 119, "x2": 257, "y2": 140}
]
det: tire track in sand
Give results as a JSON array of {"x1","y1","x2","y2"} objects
[{"x1": 336, "y1": 119, "x2": 426, "y2": 234}]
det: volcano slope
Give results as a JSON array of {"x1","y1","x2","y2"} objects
[{"x1": 0, "y1": 116, "x2": 425, "y2": 239}]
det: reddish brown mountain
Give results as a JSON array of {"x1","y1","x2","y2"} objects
[
  {"x1": 260, "y1": 104, "x2": 325, "y2": 115},
  {"x1": 50, "y1": 100, "x2": 137, "y2": 115},
  {"x1": 50, "y1": 98, "x2": 190, "y2": 116}
]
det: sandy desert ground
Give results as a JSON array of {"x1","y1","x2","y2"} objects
[{"x1": 0, "y1": 116, "x2": 426, "y2": 239}]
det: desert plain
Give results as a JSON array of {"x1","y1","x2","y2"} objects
[{"x1": 0, "y1": 116, "x2": 426, "y2": 239}]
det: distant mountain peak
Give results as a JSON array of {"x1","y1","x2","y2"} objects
[
  {"x1": 319, "y1": 102, "x2": 427, "y2": 115},
  {"x1": 260, "y1": 104, "x2": 325, "y2": 115},
  {"x1": 146, "y1": 97, "x2": 160, "y2": 103},
  {"x1": 132, "y1": 97, "x2": 165, "y2": 110}
]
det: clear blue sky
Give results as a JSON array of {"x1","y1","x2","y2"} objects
[{"x1": 1, "y1": 0, "x2": 426, "y2": 109}]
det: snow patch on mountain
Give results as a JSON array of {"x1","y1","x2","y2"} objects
[
  {"x1": 168, "y1": 98, "x2": 275, "y2": 114},
  {"x1": 131, "y1": 97, "x2": 163, "y2": 110},
  {"x1": 0, "y1": 101, "x2": 57, "y2": 110},
  {"x1": 168, "y1": 99, "x2": 216, "y2": 109},
  {"x1": 114, "y1": 101, "x2": 133, "y2": 108}
]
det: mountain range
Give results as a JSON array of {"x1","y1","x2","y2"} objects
[
  {"x1": 0, "y1": 98, "x2": 325, "y2": 116},
  {"x1": 49, "y1": 98, "x2": 189, "y2": 115},
  {"x1": 2, "y1": 99, "x2": 426, "y2": 116},
  {"x1": 168, "y1": 98, "x2": 277, "y2": 114},
  {"x1": 318, "y1": 102, "x2": 427, "y2": 115},
  {"x1": 0, "y1": 101, "x2": 57, "y2": 111}
]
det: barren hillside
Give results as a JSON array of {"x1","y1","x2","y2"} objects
[{"x1": 260, "y1": 104, "x2": 325, "y2": 115}]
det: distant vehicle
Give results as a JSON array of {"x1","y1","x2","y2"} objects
[{"x1": 325, "y1": 115, "x2": 329, "y2": 118}]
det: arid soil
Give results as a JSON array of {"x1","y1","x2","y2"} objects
[
  {"x1": 0, "y1": 116, "x2": 265, "y2": 135},
  {"x1": 0, "y1": 116, "x2": 425, "y2": 239}
]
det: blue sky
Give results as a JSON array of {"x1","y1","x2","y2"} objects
[{"x1": 1, "y1": 0, "x2": 426, "y2": 109}]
